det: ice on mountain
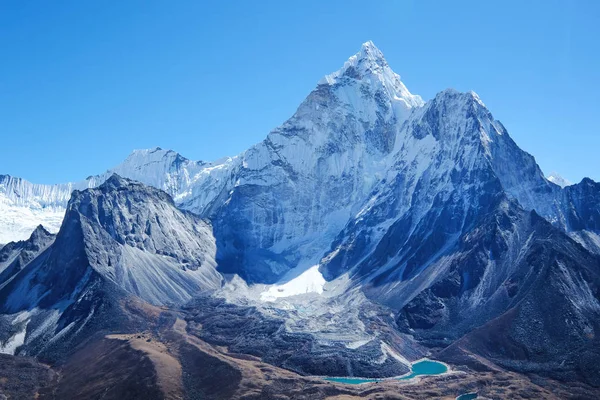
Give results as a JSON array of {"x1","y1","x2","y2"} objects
[
  {"x1": 260, "y1": 265, "x2": 326, "y2": 301},
  {"x1": 547, "y1": 172, "x2": 572, "y2": 188}
]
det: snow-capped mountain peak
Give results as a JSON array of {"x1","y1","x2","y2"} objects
[
  {"x1": 351, "y1": 40, "x2": 389, "y2": 73},
  {"x1": 320, "y1": 40, "x2": 390, "y2": 83},
  {"x1": 109, "y1": 147, "x2": 204, "y2": 196},
  {"x1": 318, "y1": 41, "x2": 424, "y2": 118},
  {"x1": 547, "y1": 172, "x2": 572, "y2": 188}
]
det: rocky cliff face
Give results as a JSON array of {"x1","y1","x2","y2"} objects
[
  {"x1": 425, "y1": 201, "x2": 600, "y2": 385},
  {"x1": 0, "y1": 225, "x2": 55, "y2": 287},
  {"x1": 64, "y1": 174, "x2": 223, "y2": 305},
  {"x1": 0, "y1": 175, "x2": 223, "y2": 359}
]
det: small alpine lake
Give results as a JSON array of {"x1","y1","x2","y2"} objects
[{"x1": 323, "y1": 359, "x2": 448, "y2": 385}]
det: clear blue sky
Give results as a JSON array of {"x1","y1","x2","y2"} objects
[{"x1": 1, "y1": 0, "x2": 598, "y2": 184}]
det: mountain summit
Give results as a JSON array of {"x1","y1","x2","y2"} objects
[
  {"x1": 547, "y1": 172, "x2": 572, "y2": 188},
  {"x1": 319, "y1": 40, "x2": 424, "y2": 121}
]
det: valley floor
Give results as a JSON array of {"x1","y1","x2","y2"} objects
[{"x1": 1, "y1": 301, "x2": 598, "y2": 400}]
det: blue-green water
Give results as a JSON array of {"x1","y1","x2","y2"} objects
[
  {"x1": 398, "y1": 359, "x2": 447, "y2": 380},
  {"x1": 456, "y1": 393, "x2": 478, "y2": 400},
  {"x1": 324, "y1": 359, "x2": 448, "y2": 385}
]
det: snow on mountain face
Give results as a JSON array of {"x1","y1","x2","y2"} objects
[
  {"x1": 211, "y1": 42, "x2": 426, "y2": 282},
  {"x1": 109, "y1": 147, "x2": 237, "y2": 211},
  {"x1": 0, "y1": 175, "x2": 97, "y2": 243},
  {"x1": 109, "y1": 147, "x2": 204, "y2": 196},
  {"x1": 259, "y1": 265, "x2": 326, "y2": 301},
  {"x1": 0, "y1": 175, "x2": 95, "y2": 209},
  {"x1": 318, "y1": 86, "x2": 600, "y2": 305},
  {"x1": 319, "y1": 40, "x2": 424, "y2": 121},
  {"x1": 320, "y1": 89, "x2": 509, "y2": 289},
  {"x1": 547, "y1": 172, "x2": 572, "y2": 188}
]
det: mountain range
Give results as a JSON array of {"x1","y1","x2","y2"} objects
[{"x1": 1, "y1": 41, "x2": 599, "y2": 399}]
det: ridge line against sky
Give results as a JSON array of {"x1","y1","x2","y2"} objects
[{"x1": 1, "y1": 0, "x2": 599, "y2": 184}]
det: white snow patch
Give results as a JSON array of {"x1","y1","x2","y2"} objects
[
  {"x1": 380, "y1": 342, "x2": 411, "y2": 366},
  {"x1": 260, "y1": 265, "x2": 326, "y2": 302},
  {"x1": 0, "y1": 315, "x2": 30, "y2": 355},
  {"x1": 345, "y1": 339, "x2": 372, "y2": 349},
  {"x1": 547, "y1": 172, "x2": 572, "y2": 188}
]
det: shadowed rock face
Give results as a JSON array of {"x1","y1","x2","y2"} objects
[
  {"x1": 0, "y1": 225, "x2": 55, "y2": 287},
  {"x1": 562, "y1": 178, "x2": 600, "y2": 232},
  {"x1": 396, "y1": 199, "x2": 600, "y2": 386}
]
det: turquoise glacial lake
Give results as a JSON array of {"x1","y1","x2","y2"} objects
[
  {"x1": 324, "y1": 359, "x2": 448, "y2": 385},
  {"x1": 456, "y1": 393, "x2": 478, "y2": 400}
]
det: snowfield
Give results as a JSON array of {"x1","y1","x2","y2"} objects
[{"x1": 260, "y1": 265, "x2": 326, "y2": 301}]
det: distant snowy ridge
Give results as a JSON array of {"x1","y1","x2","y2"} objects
[
  {"x1": 547, "y1": 172, "x2": 572, "y2": 188},
  {"x1": 0, "y1": 148, "x2": 237, "y2": 242},
  {"x1": 0, "y1": 174, "x2": 97, "y2": 244}
]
